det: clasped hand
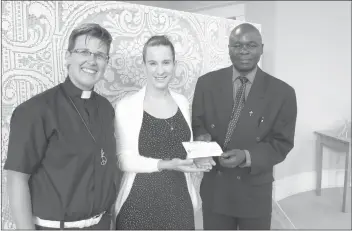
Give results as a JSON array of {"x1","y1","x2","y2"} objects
[
  {"x1": 193, "y1": 149, "x2": 246, "y2": 169},
  {"x1": 159, "y1": 158, "x2": 212, "y2": 173},
  {"x1": 193, "y1": 133, "x2": 246, "y2": 169},
  {"x1": 219, "y1": 149, "x2": 246, "y2": 168}
]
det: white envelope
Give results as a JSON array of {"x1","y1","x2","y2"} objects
[{"x1": 182, "y1": 141, "x2": 223, "y2": 159}]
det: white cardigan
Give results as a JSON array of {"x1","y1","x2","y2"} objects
[{"x1": 114, "y1": 86, "x2": 199, "y2": 217}]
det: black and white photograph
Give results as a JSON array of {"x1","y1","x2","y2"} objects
[{"x1": 1, "y1": 1, "x2": 351, "y2": 230}]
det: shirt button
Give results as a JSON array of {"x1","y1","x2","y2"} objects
[
  {"x1": 211, "y1": 124, "x2": 215, "y2": 128},
  {"x1": 237, "y1": 176, "x2": 241, "y2": 180},
  {"x1": 256, "y1": 137, "x2": 260, "y2": 142}
]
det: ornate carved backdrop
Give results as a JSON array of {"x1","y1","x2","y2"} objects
[{"x1": 1, "y1": 1, "x2": 260, "y2": 228}]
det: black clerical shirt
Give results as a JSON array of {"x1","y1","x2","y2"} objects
[{"x1": 4, "y1": 77, "x2": 117, "y2": 221}]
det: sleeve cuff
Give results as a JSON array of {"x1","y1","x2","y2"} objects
[{"x1": 239, "y1": 150, "x2": 251, "y2": 167}]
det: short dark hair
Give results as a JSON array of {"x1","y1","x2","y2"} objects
[
  {"x1": 142, "y1": 35, "x2": 175, "y2": 63},
  {"x1": 67, "y1": 23, "x2": 112, "y2": 53}
]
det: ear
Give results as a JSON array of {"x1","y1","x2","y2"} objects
[
  {"x1": 65, "y1": 50, "x2": 72, "y2": 70},
  {"x1": 260, "y1": 43, "x2": 264, "y2": 55},
  {"x1": 65, "y1": 50, "x2": 71, "y2": 62}
]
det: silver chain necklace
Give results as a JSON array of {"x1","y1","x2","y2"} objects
[
  {"x1": 164, "y1": 119, "x2": 174, "y2": 131},
  {"x1": 145, "y1": 91, "x2": 175, "y2": 131}
]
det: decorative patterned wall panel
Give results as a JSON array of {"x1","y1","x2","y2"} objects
[{"x1": 1, "y1": 1, "x2": 260, "y2": 228}]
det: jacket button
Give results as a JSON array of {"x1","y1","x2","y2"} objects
[
  {"x1": 237, "y1": 176, "x2": 241, "y2": 180},
  {"x1": 256, "y1": 137, "x2": 260, "y2": 142},
  {"x1": 211, "y1": 124, "x2": 215, "y2": 128},
  {"x1": 216, "y1": 170, "x2": 222, "y2": 176}
]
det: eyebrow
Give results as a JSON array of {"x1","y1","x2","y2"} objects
[
  {"x1": 74, "y1": 48, "x2": 108, "y2": 54},
  {"x1": 147, "y1": 59, "x2": 172, "y2": 62},
  {"x1": 232, "y1": 41, "x2": 259, "y2": 44}
]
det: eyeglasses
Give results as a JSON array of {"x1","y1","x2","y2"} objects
[
  {"x1": 228, "y1": 43, "x2": 259, "y2": 51},
  {"x1": 70, "y1": 49, "x2": 109, "y2": 62}
]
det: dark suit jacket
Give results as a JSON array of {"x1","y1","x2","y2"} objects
[{"x1": 192, "y1": 65, "x2": 297, "y2": 218}]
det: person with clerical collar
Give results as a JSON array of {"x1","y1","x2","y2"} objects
[{"x1": 4, "y1": 23, "x2": 118, "y2": 230}]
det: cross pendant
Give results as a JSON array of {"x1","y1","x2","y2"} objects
[{"x1": 100, "y1": 149, "x2": 107, "y2": 165}]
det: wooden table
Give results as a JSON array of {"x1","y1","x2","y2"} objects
[{"x1": 315, "y1": 130, "x2": 351, "y2": 212}]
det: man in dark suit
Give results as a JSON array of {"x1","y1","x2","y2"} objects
[{"x1": 192, "y1": 23, "x2": 297, "y2": 230}]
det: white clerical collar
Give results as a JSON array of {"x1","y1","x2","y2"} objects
[{"x1": 81, "y1": 91, "x2": 92, "y2": 99}]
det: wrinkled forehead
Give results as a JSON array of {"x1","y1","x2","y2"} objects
[{"x1": 229, "y1": 30, "x2": 262, "y2": 44}]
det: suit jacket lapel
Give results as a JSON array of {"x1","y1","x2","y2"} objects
[
  {"x1": 231, "y1": 67, "x2": 270, "y2": 144},
  {"x1": 214, "y1": 66, "x2": 234, "y2": 125},
  {"x1": 244, "y1": 67, "x2": 269, "y2": 115}
]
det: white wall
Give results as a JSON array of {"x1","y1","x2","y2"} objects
[
  {"x1": 244, "y1": 1, "x2": 277, "y2": 76},
  {"x1": 191, "y1": 2, "x2": 245, "y2": 21},
  {"x1": 272, "y1": 0, "x2": 351, "y2": 200}
]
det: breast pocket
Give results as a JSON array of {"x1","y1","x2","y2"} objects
[{"x1": 255, "y1": 104, "x2": 280, "y2": 140}]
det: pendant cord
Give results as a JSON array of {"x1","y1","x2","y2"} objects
[
  {"x1": 67, "y1": 95, "x2": 97, "y2": 143},
  {"x1": 59, "y1": 85, "x2": 107, "y2": 165},
  {"x1": 164, "y1": 119, "x2": 174, "y2": 130}
]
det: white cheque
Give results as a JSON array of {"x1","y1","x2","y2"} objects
[{"x1": 182, "y1": 141, "x2": 223, "y2": 159}]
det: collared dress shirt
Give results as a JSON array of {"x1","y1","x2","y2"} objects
[{"x1": 4, "y1": 77, "x2": 118, "y2": 222}]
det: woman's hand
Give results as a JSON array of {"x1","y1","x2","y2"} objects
[
  {"x1": 193, "y1": 157, "x2": 216, "y2": 169},
  {"x1": 158, "y1": 158, "x2": 211, "y2": 172}
]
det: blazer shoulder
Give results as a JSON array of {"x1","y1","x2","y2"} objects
[
  {"x1": 264, "y1": 71, "x2": 296, "y2": 97},
  {"x1": 196, "y1": 66, "x2": 232, "y2": 89},
  {"x1": 199, "y1": 66, "x2": 231, "y2": 81}
]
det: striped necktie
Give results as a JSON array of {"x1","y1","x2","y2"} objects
[{"x1": 223, "y1": 76, "x2": 248, "y2": 150}]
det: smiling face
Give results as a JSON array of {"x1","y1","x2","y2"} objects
[
  {"x1": 229, "y1": 24, "x2": 263, "y2": 75},
  {"x1": 65, "y1": 34, "x2": 109, "y2": 90},
  {"x1": 144, "y1": 45, "x2": 175, "y2": 90}
]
